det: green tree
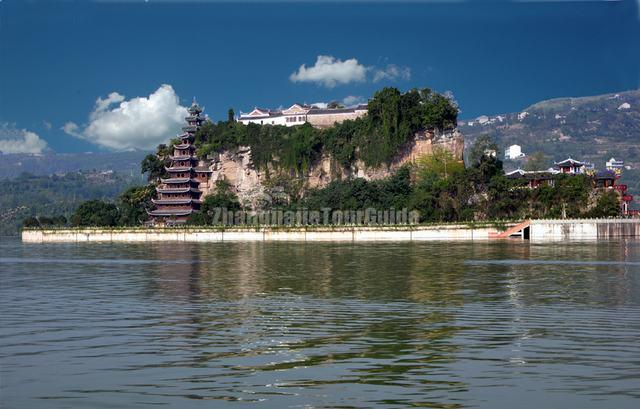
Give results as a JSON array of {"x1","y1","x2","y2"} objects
[
  {"x1": 189, "y1": 180, "x2": 242, "y2": 225},
  {"x1": 467, "y1": 135, "x2": 499, "y2": 168},
  {"x1": 72, "y1": 200, "x2": 120, "y2": 227},
  {"x1": 22, "y1": 216, "x2": 40, "y2": 228},
  {"x1": 586, "y1": 190, "x2": 620, "y2": 218},
  {"x1": 118, "y1": 185, "x2": 155, "y2": 226},
  {"x1": 415, "y1": 147, "x2": 464, "y2": 179},
  {"x1": 141, "y1": 154, "x2": 166, "y2": 182}
]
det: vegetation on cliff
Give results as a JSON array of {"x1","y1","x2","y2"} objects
[
  {"x1": 23, "y1": 138, "x2": 622, "y2": 229},
  {"x1": 183, "y1": 138, "x2": 621, "y2": 225},
  {"x1": 192, "y1": 87, "x2": 458, "y2": 172}
]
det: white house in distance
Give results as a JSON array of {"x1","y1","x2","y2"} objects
[
  {"x1": 238, "y1": 103, "x2": 368, "y2": 128},
  {"x1": 504, "y1": 144, "x2": 526, "y2": 160},
  {"x1": 606, "y1": 157, "x2": 624, "y2": 174}
]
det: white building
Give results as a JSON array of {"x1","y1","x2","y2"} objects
[
  {"x1": 504, "y1": 144, "x2": 525, "y2": 160},
  {"x1": 238, "y1": 103, "x2": 368, "y2": 128},
  {"x1": 606, "y1": 157, "x2": 624, "y2": 174}
]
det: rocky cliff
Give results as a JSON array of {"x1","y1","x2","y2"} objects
[{"x1": 204, "y1": 130, "x2": 465, "y2": 209}]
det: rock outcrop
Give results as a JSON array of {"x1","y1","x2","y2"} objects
[{"x1": 206, "y1": 130, "x2": 464, "y2": 209}]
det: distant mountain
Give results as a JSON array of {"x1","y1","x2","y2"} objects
[
  {"x1": 0, "y1": 151, "x2": 149, "y2": 179},
  {"x1": 0, "y1": 171, "x2": 144, "y2": 236},
  {"x1": 459, "y1": 89, "x2": 640, "y2": 168}
]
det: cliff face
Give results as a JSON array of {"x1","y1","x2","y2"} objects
[{"x1": 205, "y1": 130, "x2": 464, "y2": 209}]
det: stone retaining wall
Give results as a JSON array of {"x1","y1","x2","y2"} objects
[
  {"x1": 529, "y1": 219, "x2": 640, "y2": 241},
  {"x1": 22, "y1": 225, "x2": 502, "y2": 243},
  {"x1": 23, "y1": 220, "x2": 640, "y2": 243}
]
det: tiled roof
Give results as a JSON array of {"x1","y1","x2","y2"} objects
[{"x1": 148, "y1": 209, "x2": 194, "y2": 217}]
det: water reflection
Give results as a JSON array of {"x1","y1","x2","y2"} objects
[{"x1": 1, "y1": 239, "x2": 639, "y2": 408}]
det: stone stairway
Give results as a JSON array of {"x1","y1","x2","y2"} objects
[{"x1": 489, "y1": 220, "x2": 531, "y2": 239}]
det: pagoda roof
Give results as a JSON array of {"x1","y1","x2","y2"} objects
[
  {"x1": 165, "y1": 166, "x2": 193, "y2": 172},
  {"x1": 156, "y1": 187, "x2": 201, "y2": 194},
  {"x1": 182, "y1": 125, "x2": 197, "y2": 132},
  {"x1": 188, "y1": 101, "x2": 203, "y2": 114},
  {"x1": 174, "y1": 143, "x2": 193, "y2": 150},
  {"x1": 169, "y1": 155, "x2": 196, "y2": 161},
  {"x1": 595, "y1": 169, "x2": 617, "y2": 179},
  {"x1": 194, "y1": 166, "x2": 212, "y2": 173},
  {"x1": 160, "y1": 177, "x2": 199, "y2": 184},
  {"x1": 506, "y1": 169, "x2": 557, "y2": 180},
  {"x1": 555, "y1": 158, "x2": 584, "y2": 167},
  {"x1": 152, "y1": 198, "x2": 202, "y2": 205},
  {"x1": 148, "y1": 209, "x2": 195, "y2": 217}
]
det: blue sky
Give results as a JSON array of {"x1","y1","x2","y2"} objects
[{"x1": 0, "y1": 0, "x2": 639, "y2": 153}]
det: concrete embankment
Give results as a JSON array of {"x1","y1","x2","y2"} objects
[
  {"x1": 529, "y1": 219, "x2": 640, "y2": 241},
  {"x1": 21, "y1": 219, "x2": 640, "y2": 243},
  {"x1": 22, "y1": 224, "x2": 506, "y2": 243}
]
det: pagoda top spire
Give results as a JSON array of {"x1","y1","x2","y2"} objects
[{"x1": 188, "y1": 98, "x2": 203, "y2": 114}]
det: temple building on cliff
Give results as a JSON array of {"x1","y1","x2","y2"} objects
[
  {"x1": 148, "y1": 101, "x2": 212, "y2": 225},
  {"x1": 238, "y1": 103, "x2": 368, "y2": 129}
]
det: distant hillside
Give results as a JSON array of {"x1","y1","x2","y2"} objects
[
  {"x1": 0, "y1": 151, "x2": 149, "y2": 179},
  {"x1": 459, "y1": 89, "x2": 640, "y2": 168},
  {"x1": 0, "y1": 171, "x2": 144, "y2": 236},
  {"x1": 459, "y1": 89, "x2": 640, "y2": 203}
]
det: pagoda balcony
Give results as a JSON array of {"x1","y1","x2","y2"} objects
[
  {"x1": 147, "y1": 209, "x2": 195, "y2": 217},
  {"x1": 156, "y1": 186, "x2": 201, "y2": 194},
  {"x1": 182, "y1": 125, "x2": 197, "y2": 132},
  {"x1": 165, "y1": 166, "x2": 193, "y2": 172},
  {"x1": 152, "y1": 198, "x2": 202, "y2": 205},
  {"x1": 173, "y1": 143, "x2": 193, "y2": 150},
  {"x1": 185, "y1": 115, "x2": 204, "y2": 122},
  {"x1": 160, "y1": 177, "x2": 200, "y2": 184},
  {"x1": 169, "y1": 155, "x2": 197, "y2": 161}
]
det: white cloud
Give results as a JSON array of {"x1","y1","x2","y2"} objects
[
  {"x1": 372, "y1": 64, "x2": 411, "y2": 83},
  {"x1": 0, "y1": 124, "x2": 48, "y2": 154},
  {"x1": 63, "y1": 84, "x2": 188, "y2": 151},
  {"x1": 311, "y1": 102, "x2": 329, "y2": 109},
  {"x1": 290, "y1": 55, "x2": 411, "y2": 87},
  {"x1": 290, "y1": 55, "x2": 367, "y2": 88},
  {"x1": 342, "y1": 95, "x2": 365, "y2": 106},
  {"x1": 62, "y1": 121, "x2": 81, "y2": 137}
]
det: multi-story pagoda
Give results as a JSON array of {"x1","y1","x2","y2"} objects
[{"x1": 148, "y1": 100, "x2": 212, "y2": 225}]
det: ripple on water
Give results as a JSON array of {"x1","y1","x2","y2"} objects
[{"x1": 1, "y1": 239, "x2": 640, "y2": 408}]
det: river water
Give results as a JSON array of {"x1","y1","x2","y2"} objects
[{"x1": 1, "y1": 238, "x2": 639, "y2": 408}]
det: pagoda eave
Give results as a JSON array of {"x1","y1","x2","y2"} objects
[
  {"x1": 173, "y1": 143, "x2": 193, "y2": 149},
  {"x1": 169, "y1": 155, "x2": 197, "y2": 161},
  {"x1": 160, "y1": 177, "x2": 199, "y2": 184},
  {"x1": 147, "y1": 209, "x2": 195, "y2": 217},
  {"x1": 152, "y1": 198, "x2": 202, "y2": 205},
  {"x1": 156, "y1": 187, "x2": 201, "y2": 194}
]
